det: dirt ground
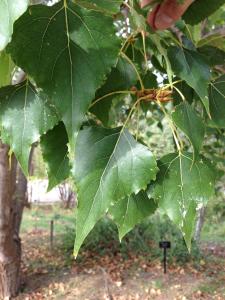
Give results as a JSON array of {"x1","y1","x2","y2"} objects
[{"x1": 14, "y1": 230, "x2": 225, "y2": 300}]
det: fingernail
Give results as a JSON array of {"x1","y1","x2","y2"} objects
[{"x1": 154, "y1": 13, "x2": 174, "y2": 29}]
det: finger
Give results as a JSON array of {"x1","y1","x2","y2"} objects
[
  {"x1": 147, "y1": 4, "x2": 161, "y2": 29},
  {"x1": 147, "y1": 0, "x2": 193, "y2": 30},
  {"x1": 140, "y1": 0, "x2": 154, "y2": 8}
]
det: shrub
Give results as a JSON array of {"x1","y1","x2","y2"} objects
[{"x1": 60, "y1": 213, "x2": 202, "y2": 264}]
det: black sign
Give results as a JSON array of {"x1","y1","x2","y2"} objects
[
  {"x1": 159, "y1": 241, "x2": 171, "y2": 274},
  {"x1": 159, "y1": 241, "x2": 171, "y2": 249}
]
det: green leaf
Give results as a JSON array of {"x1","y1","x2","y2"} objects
[
  {"x1": 172, "y1": 102, "x2": 205, "y2": 160},
  {"x1": 168, "y1": 46, "x2": 211, "y2": 113},
  {"x1": 74, "y1": 126, "x2": 158, "y2": 255},
  {"x1": 209, "y1": 75, "x2": 225, "y2": 128},
  {"x1": 75, "y1": 0, "x2": 123, "y2": 14},
  {"x1": 130, "y1": 7, "x2": 146, "y2": 32},
  {"x1": 142, "y1": 71, "x2": 158, "y2": 89},
  {"x1": 198, "y1": 34, "x2": 225, "y2": 52},
  {"x1": 0, "y1": 51, "x2": 14, "y2": 87},
  {"x1": 8, "y1": 0, "x2": 120, "y2": 146},
  {"x1": 0, "y1": 81, "x2": 59, "y2": 174},
  {"x1": 126, "y1": 42, "x2": 148, "y2": 71},
  {"x1": 90, "y1": 57, "x2": 138, "y2": 125},
  {"x1": 0, "y1": 0, "x2": 28, "y2": 50},
  {"x1": 183, "y1": 0, "x2": 225, "y2": 25},
  {"x1": 40, "y1": 122, "x2": 71, "y2": 191},
  {"x1": 198, "y1": 45, "x2": 225, "y2": 66},
  {"x1": 110, "y1": 191, "x2": 157, "y2": 240},
  {"x1": 152, "y1": 35, "x2": 173, "y2": 86},
  {"x1": 150, "y1": 55, "x2": 166, "y2": 73},
  {"x1": 153, "y1": 153, "x2": 215, "y2": 249},
  {"x1": 173, "y1": 80, "x2": 194, "y2": 105}
]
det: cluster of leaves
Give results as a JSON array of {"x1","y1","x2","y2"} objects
[{"x1": 0, "y1": 0, "x2": 224, "y2": 255}]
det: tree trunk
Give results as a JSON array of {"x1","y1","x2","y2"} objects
[
  {"x1": 58, "y1": 183, "x2": 75, "y2": 209},
  {"x1": 14, "y1": 166, "x2": 28, "y2": 237},
  {"x1": 194, "y1": 206, "x2": 206, "y2": 243},
  {"x1": 28, "y1": 144, "x2": 36, "y2": 177},
  {"x1": 0, "y1": 141, "x2": 20, "y2": 299},
  {"x1": 0, "y1": 139, "x2": 34, "y2": 299}
]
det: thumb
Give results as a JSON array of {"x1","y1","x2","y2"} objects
[
  {"x1": 140, "y1": 0, "x2": 154, "y2": 8},
  {"x1": 148, "y1": 0, "x2": 193, "y2": 30}
]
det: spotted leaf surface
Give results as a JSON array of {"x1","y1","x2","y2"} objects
[
  {"x1": 110, "y1": 191, "x2": 157, "y2": 240},
  {"x1": 152, "y1": 153, "x2": 215, "y2": 249},
  {"x1": 0, "y1": 81, "x2": 59, "y2": 174},
  {"x1": 74, "y1": 126, "x2": 158, "y2": 255},
  {"x1": 8, "y1": 0, "x2": 121, "y2": 146}
]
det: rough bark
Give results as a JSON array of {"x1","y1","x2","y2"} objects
[
  {"x1": 0, "y1": 141, "x2": 20, "y2": 300},
  {"x1": 194, "y1": 206, "x2": 206, "y2": 243},
  {"x1": 28, "y1": 144, "x2": 36, "y2": 177},
  {"x1": 0, "y1": 140, "x2": 35, "y2": 299},
  {"x1": 14, "y1": 167, "x2": 28, "y2": 238},
  {"x1": 14, "y1": 143, "x2": 36, "y2": 235}
]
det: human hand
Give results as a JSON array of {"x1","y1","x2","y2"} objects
[{"x1": 141, "y1": 0, "x2": 193, "y2": 30}]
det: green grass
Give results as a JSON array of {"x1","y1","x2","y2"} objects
[
  {"x1": 21, "y1": 205, "x2": 75, "y2": 234},
  {"x1": 201, "y1": 192, "x2": 225, "y2": 244},
  {"x1": 201, "y1": 217, "x2": 225, "y2": 244},
  {"x1": 21, "y1": 204, "x2": 225, "y2": 260}
]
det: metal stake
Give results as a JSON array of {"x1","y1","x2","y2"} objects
[
  {"x1": 159, "y1": 241, "x2": 171, "y2": 274},
  {"x1": 50, "y1": 220, "x2": 54, "y2": 250}
]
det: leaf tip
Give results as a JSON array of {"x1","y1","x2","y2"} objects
[
  {"x1": 119, "y1": 228, "x2": 128, "y2": 242},
  {"x1": 47, "y1": 182, "x2": 54, "y2": 193},
  {"x1": 73, "y1": 243, "x2": 80, "y2": 259},
  {"x1": 73, "y1": 251, "x2": 78, "y2": 259},
  {"x1": 118, "y1": 234, "x2": 124, "y2": 243}
]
